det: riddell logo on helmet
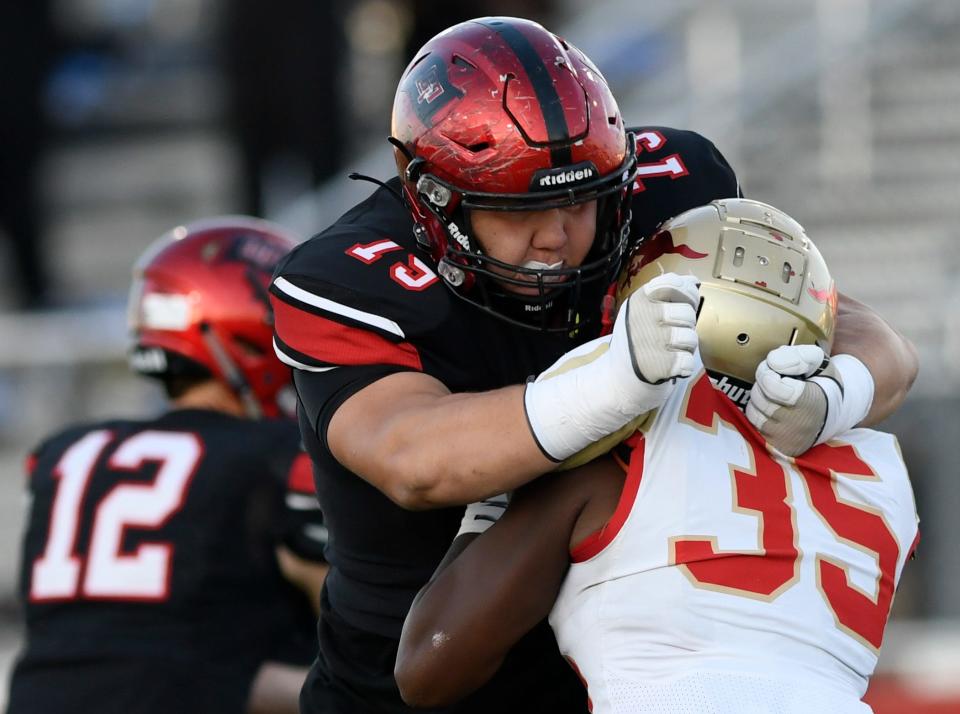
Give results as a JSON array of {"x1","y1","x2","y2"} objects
[
  {"x1": 538, "y1": 168, "x2": 594, "y2": 187},
  {"x1": 531, "y1": 162, "x2": 598, "y2": 191},
  {"x1": 447, "y1": 221, "x2": 470, "y2": 251}
]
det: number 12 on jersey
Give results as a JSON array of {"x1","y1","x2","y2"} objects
[{"x1": 30, "y1": 430, "x2": 202, "y2": 602}]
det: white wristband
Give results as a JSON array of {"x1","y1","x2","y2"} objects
[
  {"x1": 457, "y1": 493, "x2": 510, "y2": 537},
  {"x1": 812, "y1": 354, "x2": 875, "y2": 445},
  {"x1": 523, "y1": 330, "x2": 670, "y2": 462}
]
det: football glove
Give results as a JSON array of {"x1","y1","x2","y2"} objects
[
  {"x1": 621, "y1": 272, "x2": 700, "y2": 384},
  {"x1": 747, "y1": 345, "x2": 874, "y2": 456},
  {"x1": 524, "y1": 273, "x2": 699, "y2": 462}
]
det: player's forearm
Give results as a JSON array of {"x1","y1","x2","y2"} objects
[
  {"x1": 247, "y1": 662, "x2": 308, "y2": 714},
  {"x1": 833, "y1": 293, "x2": 918, "y2": 425},
  {"x1": 329, "y1": 377, "x2": 554, "y2": 509},
  {"x1": 275, "y1": 547, "x2": 328, "y2": 615},
  {"x1": 396, "y1": 488, "x2": 575, "y2": 707},
  {"x1": 395, "y1": 534, "x2": 502, "y2": 707}
]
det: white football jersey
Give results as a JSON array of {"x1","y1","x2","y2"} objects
[{"x1": 550, "y1": 358, "x2": 919, "y2": 714}]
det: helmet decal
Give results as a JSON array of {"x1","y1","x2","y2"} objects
[
  {"x1": 531, "y1": 162, "x2": 598, "y2": 192},
  {"x1": 222, "y1": 231, "x2": 291, "y2": 273},
  {"x1": 407, "y1": 56, "x2": 464, "y2": 124}
]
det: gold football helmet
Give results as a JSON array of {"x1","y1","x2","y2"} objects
[{"x1": 618, "y1": 198, "x2": 837, "y2": 390}]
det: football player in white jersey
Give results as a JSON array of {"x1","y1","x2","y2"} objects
[{"x1": 395, "y1": 198, "x2": 920, "y2": 714}]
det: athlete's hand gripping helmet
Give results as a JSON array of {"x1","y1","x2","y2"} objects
[
  {"x1": 617, "y1": 199, "x2": 837, "y2": 406},
  {"x1": 391, "y1": 16, "x2": 637, "y2": 333},
  {"x1": 128, "y1": 216, "x2": 299, "y2": 418}
]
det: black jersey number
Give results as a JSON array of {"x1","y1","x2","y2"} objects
[{"x1": 30, "y1": 429, "x2": 201, "y2": 602}]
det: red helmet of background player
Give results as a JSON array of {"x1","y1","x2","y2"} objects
[
  {"x1": 390, "y1": 16, "x2": 637, "y2": 334},
  {"x1": 128, "y1": 216, "x2": 298, "y2": 418}
]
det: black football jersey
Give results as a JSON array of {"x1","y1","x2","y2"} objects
[
  {"x1": 8, "y1": 409, "x2": 327, "y2": 714},
  {"x1": 627, "y1": 125, "x2": 743, "y2": 241},
  {"x1": 270, "y1": 127, "x2": 740, "y2": 713}
]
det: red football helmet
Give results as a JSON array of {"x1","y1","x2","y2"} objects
[
  {"x1": 128, "y1": 216, "x2": 299, "y2": 418},
  {"x1": 391, "y1": 16, "x2": 637, "y2": 333}
]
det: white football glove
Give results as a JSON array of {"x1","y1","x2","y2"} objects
[
  {"x1": 619, "y1": 272, "x2": 700, "y2": 384},
  {"x1": 747, "y1": 345, "x2": 874, "y2": 456},
  {"x1": 524, "y1": 273, "x2": 699, "y2": 461},
  {"x1": 456, "y1": 493, "x2": 510, "y2": 537}
]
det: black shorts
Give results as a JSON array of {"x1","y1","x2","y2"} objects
[
  {"x1": 300, "y1": 590, "x2": 588, "y2": 714},
  {"x1": 7, "y1": 656, "x2": 252, "y2": 714}
]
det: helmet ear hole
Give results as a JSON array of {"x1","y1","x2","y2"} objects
[{"x1": 736, "y1": 333, "x2": 750, "y2": 346}]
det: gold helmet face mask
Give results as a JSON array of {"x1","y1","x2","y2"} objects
[{"x1": 618, "y1": 198, "x2": 837, "y2": 406}]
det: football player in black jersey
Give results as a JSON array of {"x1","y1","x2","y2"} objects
[
  {"x1": 6, "y1": 218, "x2": 329, "y2": 714},
  {"x1": 269, "y1": 17, "x2": 918, "y2": 714}
]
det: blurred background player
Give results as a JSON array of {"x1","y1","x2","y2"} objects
[
  {"x1": 270, "y1": 17, "x2": 916, "y2": 714},
  {"x1": 5, "y1": 217, "x2": 328, "y2": 714},
  {"x1": 396, "y1": 198, "x2": 919, "y2": 713}
]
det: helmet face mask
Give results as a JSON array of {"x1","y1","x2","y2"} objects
[
  {"x1": 128, "y1": 216, "x2": 298, "y2": 418},
  {"x1": 440, "y1": 192, "x2": 630, "y2": 331},
  {"x1": 391, "y1": 17, "x2": 637, "y2": 334},
  {"x1": 618, "y1": 198, "x2": 837, "y2": 407}
]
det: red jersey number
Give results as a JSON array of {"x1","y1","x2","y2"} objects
[
  {"x1": 345, "y1": 241, "x2": 439, "y2": 291},
  {"x1": 672, "y1": 374, "x2": 900, "y2": 650}
]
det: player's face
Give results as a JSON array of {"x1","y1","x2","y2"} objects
[{"x1": 469, "y1": 201, "x2": 597, "y2": 295}]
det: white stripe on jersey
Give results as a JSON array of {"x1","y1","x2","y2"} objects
[
  {"x1": 286, "y1": 493, "x2": 322, "y2": 511},
  {"x1": 304, "y1": 524, "x2": 329, "y2": 543},
  {"x1": 273, "y1": 337, "x2": 339, "y2": 373},
  {"x1": 273, "y1": 276, "x2": 405, "y2": 338}
]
